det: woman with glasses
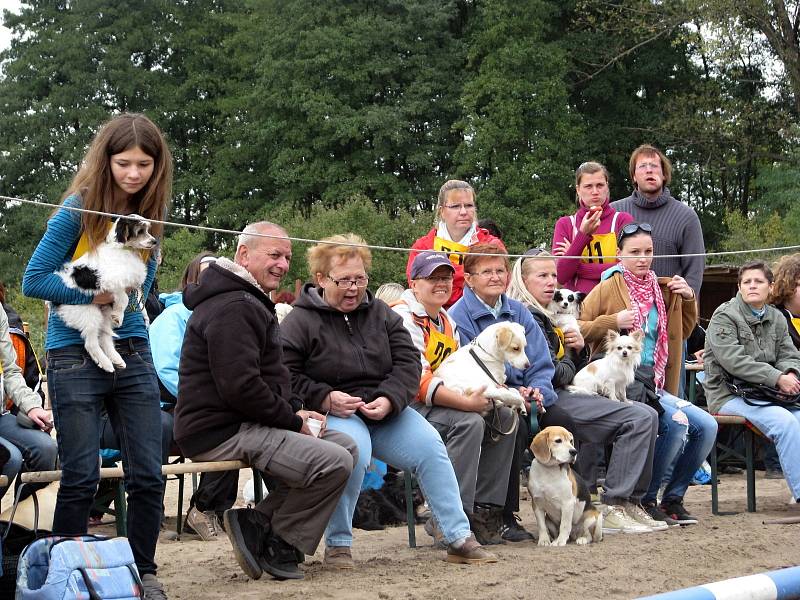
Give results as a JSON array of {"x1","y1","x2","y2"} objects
[
  {"x1": 392, "y1": 251, "x2": 519, "y2": 546},
  {"x1": 449, "y1": 243, "x2": 568, "y2": 543},
  {"x1": 408, "y1": 180, "x2": 505, "y2": 308},
  {"x1": 578, "y1": 223, "x2": 716, "y2": 526},
  {"x1": 507, "y1": 249, "x2": 661, "y2": 534},
  {"x1": 552, "y1": 162, "x2": 634, "y2": 294},
  {"x1": 281, "y1": 234, "x2": 496, "y2": 569}
]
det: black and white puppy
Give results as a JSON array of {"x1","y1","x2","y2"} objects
[
  {"x1": 547, "y1": 288, "x2": 584, "y2": 334},
  {"x1": 55, "y1": 215, "x2": 157, "y2": 372}
]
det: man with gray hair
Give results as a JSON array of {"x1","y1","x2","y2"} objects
[{"x1": 174, "y1": 221, "x2": 357, "y2": 581}]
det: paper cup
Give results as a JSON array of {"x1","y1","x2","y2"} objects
[{"x1": 307, "y1": 418, "x2": 323, "y2": 438}]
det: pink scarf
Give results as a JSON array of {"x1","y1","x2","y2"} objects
[{"x1": 621, "y1": 266, "x2": 669, "y2": 390}]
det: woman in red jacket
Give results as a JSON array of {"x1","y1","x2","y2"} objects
[
  {"x1": 551, "y1": 162, "x2": 633, "y2": 294},
  {"x1": 407, "y1": 180, "x2": 504, "y2": 307}
]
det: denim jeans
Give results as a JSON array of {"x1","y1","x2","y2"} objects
[
  {"x1": 0, "y1": 412, "x2": 58, "y2": 500},
  {"x1": 719, "y1": 396, "x2": 800, "y2": 499},
  {"x1": 47, "y1": 340, "x2": 164, "y2": 576},
  {"x1": 0, "y1": 436, "x2": 22, "y2": 501},
  {"x1": 325, "y1": 408, "x2": 472, "y2": 547},
  {"x1": 643, "y1": 390, "x2": 717, "y2": 504}
]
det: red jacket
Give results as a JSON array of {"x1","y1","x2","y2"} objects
[{"x1": 407, "y1": 227, "x2": 505, "y2": 308}]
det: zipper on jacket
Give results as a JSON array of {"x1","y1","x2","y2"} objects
[{"x1": 343, "y1": 314, "x2": 354, "y2": 335}]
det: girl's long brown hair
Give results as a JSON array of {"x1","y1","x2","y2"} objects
[{"x1": 62, "y1": 113, "x2": 173, "y2": 249}]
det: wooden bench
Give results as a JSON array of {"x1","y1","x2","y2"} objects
[{"x1": 709, "y1": 414, "x2": 764, "y2": 515}]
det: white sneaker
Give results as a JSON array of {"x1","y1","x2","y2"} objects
[
  {"x1": 624, "y1": 502, "x2": 669, "y2": 531},
  {"x1": 602, "y1": 505, "x2": 653, "y2": 534}
]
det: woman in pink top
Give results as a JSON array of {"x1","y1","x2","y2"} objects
[{"x1": 551, "y1": 162, "x2": 634, "y2": 294}]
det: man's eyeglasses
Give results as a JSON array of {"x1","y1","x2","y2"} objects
[
  {"x1": 617, "y1": 222, "x2": 653, "y2": 245},
  {"x1": 328, "y1": 275, "x2": 369, "y2": 289},
  {"x1": 423, "y1": 275, "x2": 454, "y2": 283},
  {"x1": 635, "y1": 162, "x2": 661, "y2": 171},
  {"x1": 443, "y1": 203, "x2": 476, "y2": 212},
  {"x1": 470, "y1": 268, "x2": 507, "y2": 279}
]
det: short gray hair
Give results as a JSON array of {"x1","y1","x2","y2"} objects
[{"x1": 237, "y1": 221, "x2": 287, "y2": 250}]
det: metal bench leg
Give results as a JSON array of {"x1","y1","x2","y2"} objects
[
  {"x1": 176, "y1": 472, "x2": 185, "y2": 538},
  {"x1": 404, "y1": 471, "x2": 416, "y2": 548},
  {"x1": 745, "y1": 429, "x2": 757, "y2": 512},
  {"x1": 253, "y1": 469, "x2": 264, "y2": 504},
  {"x1": 114, "y1": 480, "x2": 128, "y2": 537},
  {"x1": 710, "y1": 438, "x2": 719, "y2": 515}
]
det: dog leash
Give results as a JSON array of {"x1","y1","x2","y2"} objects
[{"x1": 467, "y1": 346, "x2": 518, "y2": 440}]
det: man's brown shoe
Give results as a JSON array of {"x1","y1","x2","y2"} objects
[
  {"x1": 323, "y1": 546, "x2": 354, "y2": 569},
  {"x1": 446, "y1": 535, "x2": 497, "y2": 564}
]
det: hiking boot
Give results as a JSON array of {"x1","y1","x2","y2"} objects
[
  {"x1": 259, "y1": 530, "x2": 304, "y2": 580},
  {"x1": 601, "y1": 505, "x2": 652, "y2": 534},
  {"x1": 642, "y1": 502, "x2": 680, "y2": 528},
  {"x1": 324, "y1": 546, "x2": 355, "y2": 569},
  {"x1": 223, "y1": 508, "x2": 269, "y2": 580},
  {"x1": 765, "y1": 468, "x2": 784, "y2": 480},
  {"x1": 446, "y1": 535, "x2": 498, "y2": 564},
  {"x1": 468, "y1": 506, "x2": 504, "y2": 545},
  {"x1": 499, "y1": 513, "x2": 535, "y2": 543},
  {"x1": 186, "y1": 506, "x2": 222, "y2": 541},
  {"x1": 424, "y1": 517, "x2": 446, "y2": 549},
  {"x1": 141, "y1": 573, "x2": 168, "y2": 600},
  {"x1": 624, "y1": 502, "x2": 669, "y2": 531},
  {"x1": 660, "y1": 498, "x2": 699, "y2": 525}
]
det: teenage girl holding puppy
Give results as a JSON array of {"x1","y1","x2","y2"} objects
[
  {"x1": 23, "y1": 113, "x2": 172, "y2": 598},
  {"x1": 551, "y1": 162, "x2": 634, "y2": 294}
]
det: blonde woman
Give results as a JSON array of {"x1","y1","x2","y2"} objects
[
  {"x1": 281, "y1": 234, "x2": 495, "y2": 568},
  {"x1": 407, "y1": 180, "x2": 505, "y2": 307}
]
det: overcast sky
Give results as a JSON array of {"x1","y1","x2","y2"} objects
[{"x1": 0, "y1": 0, "x2": 22, "y2": 53}]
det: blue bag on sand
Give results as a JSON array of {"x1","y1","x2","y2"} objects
[{"x1": 16, "y1": 534, "x2": 143, "y2": 599}]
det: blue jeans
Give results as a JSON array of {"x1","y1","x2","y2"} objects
[
  {"x1": 0, "y1": 437, "x2": 22, "y2": 501},
  {"x1": 643, "y1": 391, "x2": 717, "y2": 504},
  {"x1": 325, "y1": 408, "x2": 472, "y2": 547},
  {"x1": 719, "y1": 396, "x2": 800, "y2": 499},
  {"x1": 47, "y1": 340, "x2": 164, "y2": 576},
  {"x1": 0, "y1": 412, "x2": 58, "y2": 500}
]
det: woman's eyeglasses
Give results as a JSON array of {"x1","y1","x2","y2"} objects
[
  {"x1": 617, "y1": 222, "x2": 653, "y2": 245},
  {"x1": 328, "y1": 275, "x2": 369, "y2": 289}
]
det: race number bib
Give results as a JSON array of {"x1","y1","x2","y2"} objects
[
  {"x1": 581, "y1": 231, "x2": 618, "y2": 265},
  {"x1": 425, "y1": 327, "x2": 459, "y2": 371},
  {"x1": 553, "y1": 327, "x2": 566, "y2": 360},
  {"x1": 433, "y1": 236, "x2": 469, "y2": 267}
]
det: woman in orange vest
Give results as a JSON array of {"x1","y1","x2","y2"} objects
[
  {"x1": 407, "y1": 180, "x2": 505, "y2": 308},
  {"x1": 392, "y1": 251, "x2": 521, "y2": 545}
]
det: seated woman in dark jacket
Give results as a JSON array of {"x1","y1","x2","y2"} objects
[
  {"x1": 281, "y1": 234, "x2": 495, "y2": 569},
  {"x1": 507, "y1": 249, "x2": 661, "y2": 534}
]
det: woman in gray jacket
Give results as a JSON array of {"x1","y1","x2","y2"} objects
[{"x1": 704, "y1": 260, "x2": 800, "y2": 502}]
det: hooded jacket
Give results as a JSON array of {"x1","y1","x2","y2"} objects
[
  {"x1": 148, "y1": 291, "x2": 188, "y2": 399},
  {"x1": 280, "y1": 283, "x2": 421, "y2": 421},
  {"x1": 174, "y1": 258, "x2": 303, "y2": 457}
]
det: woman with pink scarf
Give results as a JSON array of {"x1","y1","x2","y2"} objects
[
  {"x1": 578, "y1": 223, "x2": 717, "y2": 527},
  {"x1": 552, "y1": 162, "x2": 633, "y2": 294}
]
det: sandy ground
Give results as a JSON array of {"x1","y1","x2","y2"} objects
[{"x1": 88, "y1": 469, "x2": 800, "y2": 600}]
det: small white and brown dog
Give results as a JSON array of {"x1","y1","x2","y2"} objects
[
  {"x1": 54, "y1": 215, "x2": 157, "y2": 373},
  {"x1": 528, "y1": 426, "x2": 603, "y2": 546},
  {"x1": 435, "y1": 321, "x2": 530, "y2": 415},
  {"x1": 569, "y1": 329, "x2": 643, "y2": 403},
  {"x1": 547, "y1": 288, "x2": 584, "y2": 334}
]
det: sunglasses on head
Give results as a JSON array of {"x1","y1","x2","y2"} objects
[
  {"x1": 524, "y1": 247, "x2": 548, "y2": 257},
  {"x1": 617, "y1": 222, "x2": 653, "y2": 245}
]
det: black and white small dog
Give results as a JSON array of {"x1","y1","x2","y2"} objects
[
  {"x1": 54, "y1": 215, "x2": 157, "y2": 372},
  {"x1": 547, "y1": 288, "x2": 585, "y2": 334}
]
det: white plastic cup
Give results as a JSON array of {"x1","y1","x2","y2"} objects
[{"x1": 307, "y1": 418, "x2": 323, "y2": 438}]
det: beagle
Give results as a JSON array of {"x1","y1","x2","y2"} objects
[{"x1": 527, "y1": 426, "x2": 603, "y2": 546}]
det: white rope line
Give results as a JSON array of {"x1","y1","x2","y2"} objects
[{"x1": 2, "y1": 194, "x2": 797, "y2": 261}]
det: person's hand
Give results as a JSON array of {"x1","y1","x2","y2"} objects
[
  {"x1": 777, "y1": 373, "x2": 800, "y2": 395},
  {"x1": 578, "y1": 208, "x2": 602, "y2": 235},
  {"x1": 359, "y1": 396, "x2": 392, "y2": 421},
  {"x1": 461, "y1": 385, "x2": 491, "y2": 413},
  {"x1": 92, "y1": 292, "x2": 115, "y2": 305},
  {"x1": 326, "y1": 391, "x2": 364, "y2": 418},
  {"x1": 666, "y1": 275, "x2": 694, "y2": 300},
  {"x1": 693, "y1": 349, "x2": 705, "y2": 366},
  {"x1": 520, "y1": 387, "x2": 545, "y2": 414},
  {"x1": 552, "y1": 238, "x2": 570, "y2": 257},
  {"x1": 616, "y1": 309, "x2": 636, "y2": 330},
  {"x1": 26, "y1": 407, "x2": 53, "y2": 432},
  {"x1": 297, "y1": 409, "x2": 327, "y2": 436},
  {"x1": 563, "y1": 328, "x2": 585, "y2": 351}
]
